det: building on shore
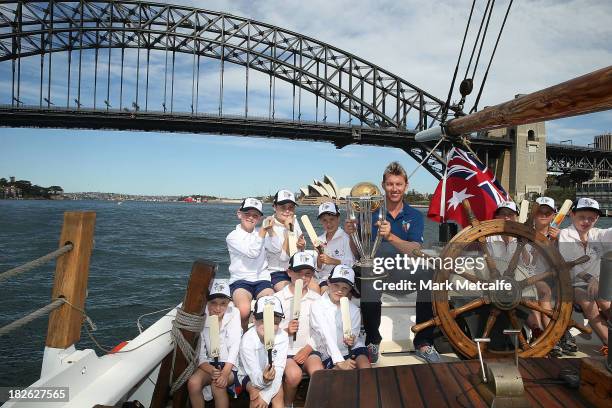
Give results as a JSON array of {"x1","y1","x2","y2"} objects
[
  {"x1": 594, "y1": 133, "x2": 611, "y2": 151},
  {"x1": 298, "y1": 174, "x2": 351, "y2": 205},
  {"x1": 576, "y1": 171, "x2": 611, "y2": 217}
]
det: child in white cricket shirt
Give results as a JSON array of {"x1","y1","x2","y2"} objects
[
  {"x1": 264, "y1": 190, "x2": 306, "y2": 291},
  {"x1": 238, "y1": 296, "x2": 289, "y2": 408},
  {"x1": 559, "y1": 198, "x2": 611, "y2": 356},
  {"x1": 226, "y1": 198, "x2": 276, "y2": 330},
  {"x1": 310, "y1": 265, "x2": 371, "y2": 370},
  {"x1": 316, "y1": 202, "x2": 355, "y2": 293},
  {"x1": 187, "y1": 279, "x2": 241, "y2": 408},
  {"x1": 274, "y1": 251, "x2": 324, "y2": 406}
]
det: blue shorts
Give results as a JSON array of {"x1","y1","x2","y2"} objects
[
  {"x1": 270, "y1": 271, "x2": 291, "y2": 286},
  {"x1": 200, "y1": 361, "x2": 240, "y2": 396},
  {"x1": 288, "y1": 351, "x2": 323, "y2": 367},
  {"x1": 229, "y1": 280, "x2": 272, "y2": 298},
  {"x1": 322, "y1": 347, "x2": 368, "y2": 369}
]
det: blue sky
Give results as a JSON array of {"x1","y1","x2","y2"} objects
[{"x1": 1, "y1": 0, "x2": 611, "y2": 196}]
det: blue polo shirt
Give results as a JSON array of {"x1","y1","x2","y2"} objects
[{"x1": 372, "y1": 202, "x2": 424, "y2": 258}]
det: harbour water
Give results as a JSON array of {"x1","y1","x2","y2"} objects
[{"x1": 1, "y1": 200, "x2": 610, "y2": 387}]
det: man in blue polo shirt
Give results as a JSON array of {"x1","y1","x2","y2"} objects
[{"x1": 346, "y1": 161, "x2": 439, "y2": 364}]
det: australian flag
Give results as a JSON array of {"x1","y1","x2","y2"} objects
[{"x1": 427, "y1": 147, "x2": 509, "y2": 227}]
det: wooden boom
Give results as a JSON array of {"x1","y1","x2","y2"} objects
[{"x1": 446, "y1": 65, "x2": 612, "y2": 136}]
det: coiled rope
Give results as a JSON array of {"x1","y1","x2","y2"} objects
[
  {"x1": 0, "y1": 243, "x2": 73, "y2": 283},
  {"x1": 168, "y1": 308, "x2": 205, "y2": 395}
]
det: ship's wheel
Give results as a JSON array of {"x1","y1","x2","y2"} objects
[{"x1": 412, "y1": 201, "x2": 591, "y2": 359}]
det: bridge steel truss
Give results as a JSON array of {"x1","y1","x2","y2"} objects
[
  {"x1": 8, "y1": 2, "x2": 605, "y2": 180},
  {"x1": 0, "y1": 0, "x2": 473, "y2": 179},
  {"x1": 547, "y1": 143, "x2": 611, "y2": 175}
]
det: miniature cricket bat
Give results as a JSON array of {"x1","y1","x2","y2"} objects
[
  {"x1": 300, "y1": 215, "x2": 324, "y2": 253},
  {"x1": 551, "y1": 199, "x2": 573, "y2": 228},
  {"x1": 340, "y1": 297, "x2": 352, "y2": 352},
  {"x1": 263, "y1": 303, "x2": 275, "y2": 365},
  {"x1": 518, "y1": 200, "x2": 530, "y2": 223},
  {"x1": 292, "y1": 278, "x2": 303, "y2": 341},
  {"x1": 287, "y1": 217, "x2": 298, "y2": 257},
  {"x1": 208, "y1": 315, "x2": 220, "y2": 364}
]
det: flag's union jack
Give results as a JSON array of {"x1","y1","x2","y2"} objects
[{"x1": 428, "y1": 147, "x2": 510, "y2": 227}]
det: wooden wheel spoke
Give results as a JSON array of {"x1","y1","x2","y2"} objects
[
  {"x1": 502, "y1": 239, "x2": 527, "y2": 278},
  {"x1": 482, "y1": 308, "x2": 501, "y2": 338},
  {"x1": 519, "y1": 270, "x2": 554, "y2": 288},
  {"x1": 519, "y1": 299, "x2": 556, "y2": 320},
  {"x1": 456, "y1": 271, "x2": 487, "y2": 285},
  {"x1": 478, "y1": 237, "x2": 501, "y2": 278},
  {"x1": 507, "y1": 310, "x2": 531, "y2": 350},
  {"x1": 412, "y1": 297, "x2": 489, "y2": 334},
  {"x1": 451, "y1": 297, "x2": 489, "y2": 317}
]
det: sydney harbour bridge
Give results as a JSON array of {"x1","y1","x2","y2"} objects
[{"x1": 1, "y1": 0, "x2": 609, "y2": 181}]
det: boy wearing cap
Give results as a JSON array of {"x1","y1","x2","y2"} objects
[
  {"x1": 486, "y1": 201, "x2": 534, "y2": 270},
  {"x1": 274, "y1": 251, "x2": 324, "y2": 406},
  {"x1": 188, "y1": 279, "x2": 242, "y2": 408},
  {"x1": 226, "y1": 198, "x2": 276, "y2": 330},
  {"x1": 528, "y1": 197, "x2": 567, "y2": 354},
  {"x1": 265, "y1": 189, "x2": 306, "y2": 292},
  {"x1": 316, "y1": 202, "x2": 355, "y2": 293},
  {"x1": 238, "y1": 296, "x2": 288, "y2": 408},
  {"x1": 559, "y1": 198, "x2": 611, "y2": 355},
  {"x1": 310, "y1": 265, "x2": 371, "y2": 370}
]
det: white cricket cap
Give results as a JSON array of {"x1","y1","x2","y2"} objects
[
  {"x1": 253, "y1": 295, "x2": 284, "y2": 319},
  {"x1": 289, "y1": 251, "x2": 317, "y2": 271},
  {"x1": 208, "y1": 279, "x2": 231, "y2": 300},
  {"x1": 536, "y1": 197, "x2": 556, "y2": 212},
  {"x1": 274, "y1": 189, "x2": 298, "y2": 206},
  {"x1": 328, "y1": 264, "x2": 360, "y2": 296},
  {"x1": 239, "y1": 197, "x2": 263, "y2": 215},
  {"x1": 574, "y1": 198, "x2": 601, "y2": 215},
  {"x1": 318, "y1": 201, "x2": 340, "y2": 218},
  {"x1": 495, "y1": 201, "x2": 519, "y2": 215}
]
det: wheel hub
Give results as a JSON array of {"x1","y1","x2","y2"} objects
[{"x1": 488, "y1": 278, "x2": 522, "y2": 310}]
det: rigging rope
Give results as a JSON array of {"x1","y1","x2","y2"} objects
[
  {"x1": 407, "y1": 137, "x2": 446, "y2": 180},
  {"x1": 462, "y1": 0, "x2": 492, "y2": 81},
  {"x1": 0, "y1": 298, "x2": 65, "y2": 336},
  {"x1": 471, "y1": 0, "x2": 497, "y2": 82},
  {"x1": 470, "y1": 0, "x2": 514, "y2": 113},
  {"x1": 168, "y1": 308, "x2": 205, "y2": 395},
  {"x1": 0, "y1": 243, "x2": 73, "y2": 283},
  {"x1": 441, "y1": 0, "x2": 477, "y2": 121}
]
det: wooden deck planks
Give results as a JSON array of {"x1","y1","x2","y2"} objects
[
  {"x1": 521, "y1": 359, "x2": 592, "y2": 408},
  {"x1": 447, "y1": 361, "x2": 488, "y2": 408},
  {"x1": 305, "y1": 358, "x2": 594, "y2": 408},
  {"x1": 394, "y1": 363, "x2": 426, "y2": 408},
  {"x1": 376, "y1": 367, "x2": 405, "y2": 408}
]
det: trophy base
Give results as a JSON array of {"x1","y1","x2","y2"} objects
[{"x1": 355, "y1": 262, "x2": 389, "y2": 280}]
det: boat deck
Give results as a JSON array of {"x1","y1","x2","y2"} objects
[{"x1": 305, "y1": 358, "x2": 595, "y2": 408}]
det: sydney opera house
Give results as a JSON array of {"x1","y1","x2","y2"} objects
[{"x1": 298, "y1": 175, "x2": 351, "y2": 205}]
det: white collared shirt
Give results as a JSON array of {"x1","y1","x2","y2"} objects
[
  {"x1": 558, "y1": 224, "x2": 612, "y2": 283},
  {"x1": 226, "y1": 224, "x2": 269, "y2": 283},
  {"x1": 274, "y1": 285, "x2": 321, "y2": 355},
  {"x1": 316, "y1": 228, "x2": 355, "y2": 282},
  {"x1": 309, "y1": 292, "x2": 365, "y2": 365},
  {"x1": 238, "y1": 326, "x2": 289, "y2": 404},
  {"x1": 485, "y1": 235, "x2": 534, "y2": 279},
  {"x1": 198, "y1": 304, "x2": 242, "y2": 366},
  {"x1": 264, "y1": 218, "x2": 303, "y2": 273}
]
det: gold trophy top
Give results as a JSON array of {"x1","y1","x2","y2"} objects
[{"x1": 349, "y1": 182, "x2": 382, "y2": 212}]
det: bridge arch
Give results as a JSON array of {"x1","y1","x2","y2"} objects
[{"x1": 0, "y1": 0, "x2": 454, "y2": 131}]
